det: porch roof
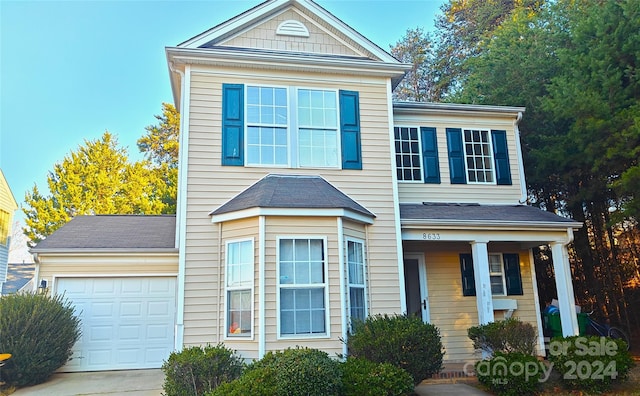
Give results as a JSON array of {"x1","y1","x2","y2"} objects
[{"x1": 400, "y1": 203, "x2": 582, "y2": 229}]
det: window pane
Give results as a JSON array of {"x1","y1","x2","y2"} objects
[
  {"x1": 350, "y1": 288, "x2": 365, "y2": 322},
  {"x1": 295, "y1": 261, "x2": 310, "y2": 284},
  {"x1": 491, "y1": 276, "x2": 504, "y2": 295},
  {"x1": 228, "y1": 290, "x2": 251, "y2": 336}
]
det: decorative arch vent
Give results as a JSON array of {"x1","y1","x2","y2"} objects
[{"x1": 276, "y1": 20, "x2": 309, "y2": 37}]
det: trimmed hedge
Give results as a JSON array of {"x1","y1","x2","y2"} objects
[
  {"x1": 341, "y1": 357, "x2": 414, "y2": 396},
  {"x1": 346, "y1": 314, "x2": 444, "y2": 384},
  {"x1": 161, "y1": 344, "x2": 244, "y2": 396}
]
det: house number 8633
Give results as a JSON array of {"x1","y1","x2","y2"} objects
[{"x1": 423, "y1": 233, "x2": 441, "y2": 240}]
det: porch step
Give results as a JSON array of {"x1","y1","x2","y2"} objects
[{"x1": 425, "y1": 363, "x2": 477, "y2": 384}]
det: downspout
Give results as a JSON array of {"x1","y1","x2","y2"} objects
[
  {"x1": 258, "y1": 216, "x2": 266, "y2": 358},
  {"x1": 514, "y1": 111, "x2": 527, "y2": 203},
  {"x1": 172, "y1": 63, "x2": 191, "y2": 350},
  {"x1": 32, "y1": 252, "x2": 40, "y2": 293},
  {"x1": 337, "y1": 217, "x2": 347, "y2": 357}
]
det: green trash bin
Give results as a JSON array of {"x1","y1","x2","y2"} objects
[
  {"x1": 546, "y1": 312, "x2": 562, "y2": 337},
  {"x1": 577, "y1": 312, "x2": 589, "y2": 335}
]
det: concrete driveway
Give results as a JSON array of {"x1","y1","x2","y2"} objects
[
  {"x1": 9, "y1": 368, "x2": 490, "y2": 396},
  {"x1": 10, "y1": 369, "x2": 163, "y2": 396}
]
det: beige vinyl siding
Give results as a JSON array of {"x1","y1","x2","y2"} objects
[
  {"x1": 417, "y1": 244, "x2": 538, "y2": 362},
  {"x1": 263, "y1": 216, "x2": 342, "y2": 355},
  {"x1": 35, "y1": 253, "x2": 178, "y2": 294},
  {"x1": 392, "y1": 112, "x2": 523, "y2": 205},
  {"x1": 221, "y1": 8, "x2": 361, "y2": 57},
  {"x1": 182, "y1": 67, "x2": 402, "y2": 349}
]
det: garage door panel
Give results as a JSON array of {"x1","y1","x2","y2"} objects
[{"x1": 56, "y1": 277, "x2": 176, "y2": 372}]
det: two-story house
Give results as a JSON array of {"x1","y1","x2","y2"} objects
[{"x1": 31, "y1": 0, "x2": 581, "y2": 372}]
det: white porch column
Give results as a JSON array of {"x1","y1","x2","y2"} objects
[
  {"x1": 471, "y1": 241, "x2": 494, "y2": 325},
  {"x1": 551, "y1": 240, "x2": 579, "y2": 336}
]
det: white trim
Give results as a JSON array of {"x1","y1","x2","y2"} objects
[
  {"x1": 275, "y1": 235, "x2": 331, "y2": 340},
  {"x1": 514, "y1": 112, "x2": 528, "y2": 202},
  {"x1": 345, "y1": 236, "x2": 368, "y2": 325},
  {"x1": 386, "y1": 77, "x2": 407, "y2": 314},
  {"x1": 403, "y1": 252, "x2": 428, "y2": 322},
  {"x1": 175, "y1": 64, "x2": 191, "y2": 351},
  {"x1": 258, "y1": 216, "x2": 266, "y2": 358},
  {"x1": 402, "y1": 227, "x2": 581, "y2": 243},
  {"x1": 223, "y1": 238, "x2": 255, "y2": 341},
  {"x1": 462, "y1": 128, "x2": 497, "y2": 185},
  {"x1": 212, "y1": 207, "x2": 374, "y2": 225},
  {"x1": 337, "y1": 218, "x2": 347, "y2": 357},
  {"x1": 393, "y1": 125, "x2": 424, "y2": 183},
  {"x1": 529, "y1": 249, "x2": 546, "y2": 356}
]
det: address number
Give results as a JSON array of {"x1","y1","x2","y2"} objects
[{"x1": 423, "y1": 233, "x2": 441, "y2": 240}]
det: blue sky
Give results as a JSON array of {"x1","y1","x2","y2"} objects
[{"x1": 1, "y1": 0, "x2": 446, "y2": 224}]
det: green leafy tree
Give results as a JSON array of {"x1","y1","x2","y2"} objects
[
  {"x1": 23, "y1": 132, "x2": 167, "y2": 245},
  {"x1": 391, "y1": 27, "x2": 439, "y2": 102},
  {"x1": 137, "y1": 102, "x2": 180, "y2": 214}
]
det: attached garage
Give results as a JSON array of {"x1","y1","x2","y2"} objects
[
  {"x1": 57, "y1": 276, "x2": 176, "y2": 371},
  {"x1": 31, "y1": 215, "x2": 179, "y2": 372}
]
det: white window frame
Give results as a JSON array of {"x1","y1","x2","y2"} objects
[
  {"x1": 244, "y1": 84, "x2": 341, "y2": 169},
  {"x1": 463, "y1": 128, "x2": 496, "y2": 184},
  {"x1": 346, "y1": 237, "x2": 367, "y2": 328},
  {"x1": 489, "y1": 253, "x2": 507, "y2": 296},
  {"x1": 393, "y1": 125, "x2": 423, "y2": 183},
  {"x1": 224, "y1": 238, "x2": 255, "y2": 339},
  {"x1": 276, "y1": 236, "x2": 330, "y2": 339}
]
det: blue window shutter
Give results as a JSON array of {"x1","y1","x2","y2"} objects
[
  {"x1": 339, "y1": 90, "x2": 362, "y2": 170},
  {"x1": 503, "y1": 253, "x2": 523, "y2": 295},
  {"x1": 446, "y1": 128, "x2": 466, "y2": 184},
  {"x1": 221, "y1": 84, "x2": 244, "y2": 166},
  {"x1": 420, "y1": 127, "x2": 440, "y2": 183},
  {"x1": 491, "y1": 130, "x2": 512, "y2": 185},
  {"x1": 460, "y1": 254, "x2": 476, "y2": 296}
]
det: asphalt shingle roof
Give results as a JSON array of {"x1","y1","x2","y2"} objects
[
  {"x1": 400, "y1": 203, "x2": 580, "y2": 226},
  {"x1": 211, "y1": 174, "x2": 375, "y2": 218},
  {"x1": 1, "y1": 262, "x2": 35, "y2": 294},
  {"x1": 31, "y1": 215, "x2": 176, "y2": 251}
]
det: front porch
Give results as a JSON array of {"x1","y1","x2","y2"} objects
[{"x1": 399, "y1": 202, "x2": 583, "y2": 361}]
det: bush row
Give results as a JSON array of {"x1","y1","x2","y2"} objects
[
  {"x1": 470, "y1": 318, "x2": 635, "y2": 395},
  {"x1": 163, "y1": 314, "x2": 444, "y2": 396}
]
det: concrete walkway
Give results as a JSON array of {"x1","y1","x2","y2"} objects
[{"x1": 10, "y1": 368, "x2": 490, "y2": 395}]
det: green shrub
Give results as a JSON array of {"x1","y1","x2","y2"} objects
[
  {"x1": 207, "y1": 365, "x2": 278, "y2": 396},
  {"x1": 468, "y1": 317, "x2": 537, "y2": 355},
  {"x1": 212, "y1": 347, "x2": 342, "y2": 396},
  {"x1": 547, "y1": 336, "x2": 635, "y2": 393},
  {"x1": 475, "y1": 352, "x2": 545, "y2": 396},
  {"x1": 346, "y1": 314, "x2": 444, "y2": 384},
  {"x1": 341, "y1": 357, "x2": 414, "y2": 396},
  {"x1": 161, "y1": 344, "x2": 244, "y2": 396},
  {"x1": 0, "y1": 292, "x2": 81, "y2": 387}
]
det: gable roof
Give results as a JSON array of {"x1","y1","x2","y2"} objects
[
  {"x1": 31, "y1": 215, "x2": 177, "y2": 253},
  {"x1": 178, "y1": 0, "x2": 399, "y2": 63},
  {"x1": 166, "y1": 0, "x2": 409, "y2": 108},
  {"x1": 400, "y1": 203, "x2": 582, "y2": 229},
  {"x1": 211, "y1": 174, "x2": 375, "y2": 221}
]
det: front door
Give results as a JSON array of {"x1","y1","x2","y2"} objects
[{"x1": 403, "y1": 254, "x2": 429, "y2": 322}]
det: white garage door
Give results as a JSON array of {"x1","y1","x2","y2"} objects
[{"x1": 56, "y1": 277, "x2": 176, "y2": 372}]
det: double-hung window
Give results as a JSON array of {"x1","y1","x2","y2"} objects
[
  {"x1": 246, "y1": 86, "x2": 288, "y2": 166},
  {"x1": 222, "y1": 84, "x2": 361, "y2": 169},
  {"x1": 489, "y1": 253, "x2": 506, "y2": 295},
  {"x1": 346, "y1": 239, "x2": 367, "y2": 325},
  {"x1": 459, "y1": 253, "x2": 523, "y2": 297},
  {"x1": 464, "y1": 129, "x2": 494, "y2": 183},
  {"x1": 298, "y1": 89, "x2": 339, "y2": 167},
  {"x1": 278, "y1": 238, "x2": 327, "y2": 337},
  {"x1": 394, "y1": 127, "x2": 422, "y2": 181},
  {"x1": 226, "y1": 239, "x2": 253, "y2": 337}
]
